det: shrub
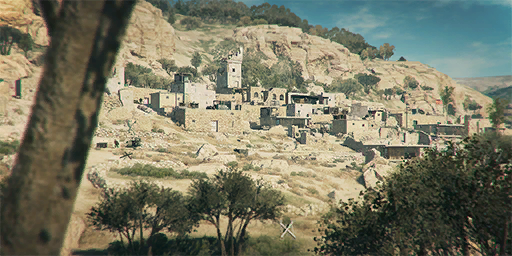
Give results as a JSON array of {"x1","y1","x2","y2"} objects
[
  {"x1": 0, "y1": 140, "x2": 20, "y2": 155},
  {"x1": 307, "y1": 187, "x2": 319, "y2": 195},
  {"x1": 242, "y1": 164, "x2": 253, "y2": 171},
  {"x1": 180, "y1": 17, "x2": 201, "y2": 30},
  {"x1": 253, "y1": 166, "x2": 262, "y2": 172},
  {"x1": 226, "y1": 161, "x2": 238, "y2": 168},
  {"x1": 111, "y1": 163, "x2": 207, "y2": 179}
]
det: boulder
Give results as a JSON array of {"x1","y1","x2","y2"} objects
[
  {"x1": 268, "y1": 125, "x2": 286, "y2": 135},
  {"x1": 196, "y1": 143, "x2": 219, "y2": 161},
  {"x1": 362, "y1": 153, "x2": 394, "y2": 188},
  {"x1": 251, "y1": 159, "x2": 289, "y2": 171},
  {"x1": 213, "y1": 154, "x2": 237, "y2": 165}
]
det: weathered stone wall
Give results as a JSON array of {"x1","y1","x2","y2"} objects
[
  {"x1": 287, "y1": 104, "x2": 313, "y2": 117},
  {"x1": 248, "y1": 86, "x2": 266, "y2": 104},
  {"x1": 407, "y1": 114, "x2": 448, "y2": 129},
  {"x1": 265, "y1": 88, "x2": 287, "y2": 105},
  {"x1": 216, "y1": 93, "x2": 243, "y2": 105},
  {"x1": 119, "y1": 89, "x2": 133, "y2": 107},
  {"x1": 240, "y1": 105, "x2": 265, "y2": 125},
  {"x1": 311, "y1": 114, "x2": 333, "y2": 124},
  {"x1": 175, "y1": 108, "x2": 251, "y2": 133}
]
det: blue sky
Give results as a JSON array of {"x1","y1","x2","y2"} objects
[{"x1": 237, "y1": 0, "x2": 512, "y2": 78}]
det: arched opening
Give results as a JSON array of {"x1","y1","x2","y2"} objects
[
  {"x1": 254, "y1": 92, "x2": 258, "y2": 98},
  {"x1": 279, "y1": 94, "x2": 284, "y2": 100},
  {"x1": 272, "y1": 94, "x2": 276, "y2": 100}
]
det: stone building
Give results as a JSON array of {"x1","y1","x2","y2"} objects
[
  {"x1": 383, "y1": 145, "x2": 430, "y2": 160},
  {"x1": 286, "y1": 92, "x2": 330, "y2": 105},
  {"x1": 216, "y1": 47, "x2": 243, "y2": 94},
  {"x1": 170, "y1": 73, "x2": 216, "y2": 109},
  {"x1": 331, "y1": 119, "x2": 369, "y2": 135},
  {"x1": 150, "y1": 91, "x2": 183, "y2": 113},
  {"x1": 247, "y1": 87, "x2": 286, "y2": 106}
]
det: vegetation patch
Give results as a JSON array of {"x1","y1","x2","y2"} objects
[
  {"x1": 0, "y1": 140, "x2": 20, "y2": 155},
  {"x1": 111, "y1": 163, "x2": 207, "y2": 179}
]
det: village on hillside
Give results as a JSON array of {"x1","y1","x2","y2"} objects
[{"x1": 98, "y1": 46, "x2": 505, "y2": 163}]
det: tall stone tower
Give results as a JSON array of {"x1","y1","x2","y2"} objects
[{"x1": 216, "y1": 46, "x2": 243, "y2": 94}]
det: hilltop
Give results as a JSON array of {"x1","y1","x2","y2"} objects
[{"x1": 453, "y1": 75, "x2": 512, "y2": 93}]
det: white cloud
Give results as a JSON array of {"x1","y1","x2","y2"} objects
[
  {"x1": 470, "y1": 41, "x2": 483, "y2": 47},
  {"x1": 334, "y1": 7, "x2": 389, "y2": 35},
  {"x1": 374, "y1": 33, "x2": 392, "y2": 39},
  {"x1": 432, "y1": 0, "x2": 512, "y2": 8}
]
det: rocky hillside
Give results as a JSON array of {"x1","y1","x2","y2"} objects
[
  {"x1": 0, "y1": 0, "x2": 494, "y2": 117},
  {"x1": 453, "y1": 75, "x2": 512, "y2": 93}
]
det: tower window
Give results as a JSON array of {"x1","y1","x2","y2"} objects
[
  {"x1": 232, "y1": 68, "x2": 235, "y2": 72},
  {"x1": 254, "y1": 92, "x2": 259, "y2": 98}
]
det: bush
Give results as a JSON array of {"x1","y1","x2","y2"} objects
[
  {"x1": 112, "y1": 163, "x2": 207, "y2": 179},
  {"x1": 180, "y1": 16, "x2": 201, "y2": 30},
  {"x1": 242, "y1": 164, "x2": 254, "y2": 171},
  {"x1": 0, "y1": 140, "x2": 20, "y2": 155},
  {"x1": 244, "y1": 235, "x2": 304, "y2": 256},
  {"x1": 226, "y1": 161, "x2": 238, "y2": 168}
]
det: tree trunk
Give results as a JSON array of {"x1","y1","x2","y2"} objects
[
  {"x1": 215, "y1": 218, "x2": 227, "y2": 256},
  {"x1": 0, "y1": 0, "x2": 136, "y2": 255}
]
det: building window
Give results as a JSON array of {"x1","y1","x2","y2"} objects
[
  {"x1": 276, "y1": 120, "x2": 280, "y2": 125},
  {"x1": 279, "y1": 94, "x2": 284, "y2": 100},
  {"x1": 192, "y1": 120, "x2": 195, "y2": 122},
  {"x1": 353, "y1": 123, "x2": 355, "y2": 125},
  {"x1": 272, "y1": 94, "x2": 276, "y2": 100},
  {"x1": 166, "y1": 96, "x2": 169, "y2": 99},
  {"x1": 232, "y1": 121, "x2": 234, "y2": 127},
  {"x1": 362, "y1": 124, "x2": 365, "y2": 127},
  {"x1": 254, "y1": 92, "x2": 259, "y2": 98},
  {"x1": 232, "y1": 68, "x2": 235, "y2": 72},
  {"x1": 178, "y1": 97, "x2": 180, "y2": 100}
]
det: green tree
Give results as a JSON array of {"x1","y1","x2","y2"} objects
[
  {"x1": 468, "y1": 101, "x2": 483, "y2": 114},
  {"x1": 125, "y1": 62, "x2": 152, "y2": 87},
  {"x1": 403, "y1": 75, "x2": 419, "y2": 90},
  {"x1": 398, "y1": 56, "x2": 407, "y2": 61},
  {"x1": 328, "y1": 78, "x2": 361, "y2": 98},
  {"x1": 360, "y1": 47, "x2": 378, "y2": 60},
  {"x1": 440, "y1": 86, "x2": 455, "y2": 115},
  {"x1": 88, "y1": 180, "x2": 199, "y2": 255},
  {"x1": 0, "y1": 26, "x2": 23, "y2": 55},
  {"x1": 384, "y1": 88, "x2": 394, "y2": 100},
  {"x1": 191, "y1": 51, "x2": 202, "y2": 70},
  {"x1": 379, "y1": 43, "x2": 395, "y2": 60},
  {"x1": 188, "y1": 168, "x2": 285, "y2": 256},
  {"x1": 393, "y1": 86, "x2": 404, "y2": 96},
  {"x1": 17, "y1": 33, "x2": 33, "y2": 57},
  {"x1": 357, "y1": 74, "x2": 381, "y2": 94},
  {"x1": 315, "y1": 134, "x2": 512, "y2": 256},
  {"x1": 177, "y1": 66, "x2": 198, "y2": 80},
  {"x1": 240, "y1": 16, "x2": 252, "y2": 25},
  {"x1": 202, "y1": 63, "x2": 221, "y2": 83},
  {"x1": 157, "y1": 58, "x2": 178, "y2": 76},
  {"x1": 180, "y1": 16, "x2": 202, "y2": 30},
  {"x1": 487, "y1": 97, "x2": 510, "y2": 129}
]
